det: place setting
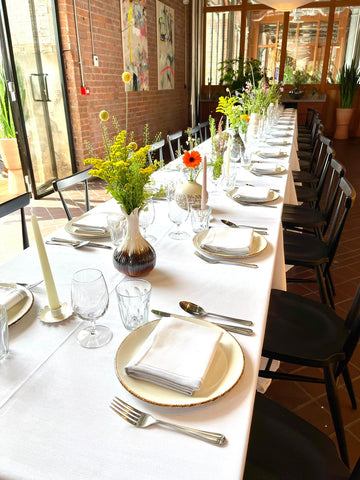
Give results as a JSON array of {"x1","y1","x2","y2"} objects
[
  {"x1": 64, "y1": 211, "x2": 111, "y2": 237},
  {"x1": 227, "y1": 185, "x2": 280, "y2": 208}
]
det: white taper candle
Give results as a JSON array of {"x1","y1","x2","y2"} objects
[
  {"x1": 31, "y1": 215, "x2": 61, "y2": 310},
  {"x1": 201, "y1": 155, "x2": 207, "y2": 210}
]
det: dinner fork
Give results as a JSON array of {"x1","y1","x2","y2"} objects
[
  {"x1": 110, "y1": 397, "x2": 226, "y2": 445},
  {"x1": 194, "y1": 251, "x2": 258, "y2": 268}
]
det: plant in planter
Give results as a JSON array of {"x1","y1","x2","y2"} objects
[
  {"x1": 334, "y1": 60, "x2": 360, "y2": 139},
  {"x1": 0, "y1": 64, "x2": 26, "y2": 193},
  {"x1": 218, "y1": 57, "x2": 265, "y2": 94},
  {"x1": 289, "y1": 70, "x2": 309, "y2": 98}
]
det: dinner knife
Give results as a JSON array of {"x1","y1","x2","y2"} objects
[
  {"x1": 51, "y1": 237, "x2": 112, "y2": 249},
  {"x1": 151, "y1": 310, "x2": 254, "y2": 336}
]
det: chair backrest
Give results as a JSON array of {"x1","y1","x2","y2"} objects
[
  {"x1": 244, "y1": 393, "x2": 358, "y2": 479},
  {"x1": 325, "y1": 177, "x2": 356, "y2": 269},
  {"x1": 0, "y1": 192, "x2": 30, "y2": 249},
  {"x1": 308, "y1": 130, "x2": 328, "y2": 175},
  {"x1": 309, "y1": 115, "x2": 322, "y2": 147},
  {"x1": 52, "y1": 168, "x2": 92, "y2": 220},
  {"x1": 189, "y1": 125, "x2": 201, "y2": 147},
  {"x1": 320, "y1": 156, "x2": 346, "y2": 233},
  {"x1": 198, "y1": 121, "x2": 209, "y2": 142},
  {"x1": 167, "y1": 130, "x2": 182, "y2": 161},
  {"x1": 305, "y1": 108, "x2": 318, "y2": 130},
  {"x1": 342, "y1": 285, "x2": 360, "y2": 364},
  {"x1": 147, "y1": 139, "x2": 165, "y2": 165}
]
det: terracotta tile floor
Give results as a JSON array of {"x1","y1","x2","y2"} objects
[{"x1": 1, "y1": 137, "x2": 360, "y2": 468}]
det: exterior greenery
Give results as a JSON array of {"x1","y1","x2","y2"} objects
[
  {"x1": 0, "y1": 65, "x2": 16, "y2": 138},
  {"x1": 218, "y1": 57, "x2": 265, "y2": 93},
  {"x1": 338, "y1": 60, "x2": 360, "y2": 109}
]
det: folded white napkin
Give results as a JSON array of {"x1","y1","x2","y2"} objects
[
  {"x1": 255, "y1": 149, "x2": 281, "y2": 158},
  {"x1": 73, "y1": 213, "x2": 109, "y2": 234},
  {"x1": 125, "y1": 317, "x2": 222, "y2": 395},
  {"x1": 266, "y1": 139, "x2": 290, "y2": 146},
  {"x1": 0, "y1": 285, "x2": 27, "y2": 310},
  {"x1": 235, "y1": 185, "x2": 270, "y2": 201},
  {"x1": 201, "y1": 226, "x2": 254, "y2": 255},
  {"x1": 252, "y1": 162, "x2": 280, "y2": 173}
]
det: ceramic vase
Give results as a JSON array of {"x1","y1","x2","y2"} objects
[
  {"x1": 175, "y1": 181, "x2": 203, "y2": 210},
  {"x1": 113, "y1": 207, "x2": 156, "y2": 277},
  {"x1": 334, "y1": 108, "x2": 353, "y2": 140}
]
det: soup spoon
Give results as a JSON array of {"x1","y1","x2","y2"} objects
[{"x1": 179, "y1": 300, "x2": 253, "y2": 327}]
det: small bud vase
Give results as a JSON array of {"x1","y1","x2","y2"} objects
[
  {"x1": 175, "y1": 180, "x2": 203, "y2": 210},
  {"x1": 113, "y1": 207, "x2": 156, "y2": 277}
]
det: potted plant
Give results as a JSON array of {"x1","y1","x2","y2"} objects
[
  {"x1": 334, "y1": 60, "x2": 360, "y2": 139},
  {"x1": 0, "y1": 64, "x2": 26, "y2": 194},
  {"x1": 289, "y1": 70, "x2": 309, "y2": 99}
]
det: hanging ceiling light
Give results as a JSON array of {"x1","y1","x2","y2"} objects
[{"x1": 256, "y1": 0, "x2": 310, "y2": 12}]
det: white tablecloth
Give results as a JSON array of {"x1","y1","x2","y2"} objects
[{"x1": 0, "y1": 110, "x2": 298, "y2": 480}]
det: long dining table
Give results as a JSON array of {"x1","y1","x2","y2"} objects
[{"x1": 0, "y1": 109, "x2": 299, "y2": 479}]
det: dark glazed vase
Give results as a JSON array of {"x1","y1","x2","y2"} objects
[{"x1": 113, "y1": 207, "x2": 156, "y2": 277}]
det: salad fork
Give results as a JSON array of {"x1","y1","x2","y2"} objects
[{"x1": 110, "y1": 397, "x2": 226, "y2": 445}]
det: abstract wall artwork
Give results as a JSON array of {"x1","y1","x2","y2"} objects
[
  {"x1": 156, "y1": 1, "x2": 174, "y2": 90},
  {"x1": 120, "y1": 0, "x2": 149, "y2": 91}
]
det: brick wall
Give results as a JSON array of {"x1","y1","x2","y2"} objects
[{"x1": 57, "y1": 0, "x2": 191, "y2": 169}]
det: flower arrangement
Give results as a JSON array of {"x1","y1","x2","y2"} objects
[
  {"x1": 182, "y1": 150, "x2": 202, "y2": 181},
  {"x1": 209, "y1": 115, "x2": 229, "y2": 180},
  {"x1": 84, "y1": 112, "x2": 157, "y2": 215}
]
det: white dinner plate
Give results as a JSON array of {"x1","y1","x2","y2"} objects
[
  {"x1": 251, "y1": 164, "x2": 286, "y2": 175},
  {"x1": 228, "y1": 188, "x2": 280, "y2": 204},
  {"x1": 255, "y1": 151, "x2": 288, "y2": 159},
  {"x1": 0, "y1": 283, "x2": 34, "y2": 326},
  {"x1": 65, "y1": 212, "x2": 111, "y2": 238},
  {"x1": 115, "y1": 318, "x2": 244, "y2": 407},
  {"x1": 193, "y1": 230, "x2": 268, "y2": 259},
  {"x1": 268, "y1": 132, "x2": 292, "y2": 138},
  {"x1": 265, "y1": 140, "x2": 292, "y2": 146}
]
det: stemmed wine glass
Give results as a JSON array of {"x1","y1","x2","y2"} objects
[
  {"x1": 71, "y1": 268, "x2": 112, "y2": 348},
  {"x1": 139, "y1": 198, "x2": 156, "y2": 243},
  {"x1": 168, "y1": 193, "x2": 189, "y2": 240}
]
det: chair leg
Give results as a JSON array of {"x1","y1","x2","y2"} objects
[
  {"x1": 315, "y1": 265, "x2": 332, "y2": 307},
  {"x1": 342, "y1": 365, "x2": 357, "y2": 409},
  {"x1": 324, "y1": 366, "x2": 349, "y2": 467},
  {"x1": 20, "y1": 207, "x2": 29, "y2": 249}
]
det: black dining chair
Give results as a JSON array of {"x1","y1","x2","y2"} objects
[
  {"x1": 167, "y1": 130, "x2": 183, "y2": 161},
  {"x1": 258, "y1": 284, "x2": 360, "y2": 467},
  {"x1": 283, "y1": 156, "x2": 345, "y2": 238},
  {"x1": 147, "y1": 139, "x2": 165, "y2": 165},
  {"x1": 284, "y1": 177, "x2": 356, "y2": 307},
  {"x1": 292, "y1": 133, "x2": 331, "y2": 184},
  {"x1": 294, "y1": 144, "x2": 334, "y2": 205},
  {"x1": 244, "y1": 393, "x2": 360, "y2": 479},
  {"x1": 298, "y1": 115, "x2": 322, "y2": 153},
  {"x1": 52, "y1": 168, "x2": 92, "y2": 220},
  {"x1": 0, "y1": 192, "x2": 30, "y2": 249},
  {"x1": 297, "y1": 107, "x2": 319, "y2": 135}
]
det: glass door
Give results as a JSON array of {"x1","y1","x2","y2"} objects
[{"x1": 0, "y1": 0, "x2": 75, "y2": 198}]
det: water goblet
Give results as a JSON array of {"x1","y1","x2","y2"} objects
[
  {"x1": 139, "y1": 199, "x2": 156, "y2": 243},
  {"x1": 71, "y1": 268, "x2": 112, "y2": 348},
  {"x1": 168, "y1": 194, "x2": 189, "y2": 240}
]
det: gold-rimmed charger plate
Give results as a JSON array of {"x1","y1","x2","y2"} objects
[
  {"x1": 227, "y1": 188, "x2": 279, "y2": 204},
  {"x1": 0, "y1": 283, "x2": 34, "y2": 326},
  {"x1": 256, "y1": 151, "x2": 288, "y2": 159},
  {"x1": 115, "y1": 318, "x2": 244, "y2": 407},
  {"x1": 251, "y1": 165, "x2": 287, "y2": 175},
  {"x1": 65, "y1": 212, "x2": 111, "y2": 238},
  {"x1": 266, "y1": 140, "x2": 291, "y2": 146},
  {"x1": 193, "y1": 230, "x2": 268, "y2": 259}
]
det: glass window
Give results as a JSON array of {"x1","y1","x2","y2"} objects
[
  {"x1": 204, "y1": 10, "x2": 242, "y2": 85},
  {"x1": 245, "y1": 10, "x2": 284, "y2": 82},
  {"x1": 327, "y1": 7, "x2": 360, "y2": 83},
  {"x1": 284, "y1": 7, "x2": 329, "y2": 84}
]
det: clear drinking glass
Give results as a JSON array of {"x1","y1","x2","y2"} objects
[
  {"x1": 190, "y1": 205, "x2": 212, "y2": 233},
  {"x1": 168, "y1": 194, "x2": 189, "y2": 240},
  {"x1": 71, "y1": 268, "x2": 112, "y2": 348},
  {"x1": 139, "y1": 199, "x2": 156, "y2": 243},
  {"x1": 116, "y1": 278, "x2": 152, "y2": 331},
  {"x1": 0, "y1": 305, "x2": 9, "y2": 360},
  {"x1": 107, "y1": 213, "x2": 127, "y2": 246}
]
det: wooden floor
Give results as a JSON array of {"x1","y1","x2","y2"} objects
[{"x1": 0, "y1": 137, "x2": 360, "y2": 468}]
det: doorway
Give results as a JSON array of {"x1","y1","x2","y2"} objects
[{"x1": 0, "y1": 0, "x2": 75, "y2": 199}]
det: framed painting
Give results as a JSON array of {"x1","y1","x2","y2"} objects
[{"x1": 156, "y1": 1, "x2": 174, "y2": 90}]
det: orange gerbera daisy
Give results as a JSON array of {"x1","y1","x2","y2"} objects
[{"x1": 183, "y1": 150, "x2": 202, "y2": 169}]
